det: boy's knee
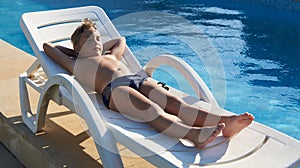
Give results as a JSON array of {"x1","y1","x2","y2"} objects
[
  {"x1": 166, "y1": 95, "x2": 182, "y2": 107},
  {"x1": 141, "y1": 103, "x2": 164, "y2": 122}
]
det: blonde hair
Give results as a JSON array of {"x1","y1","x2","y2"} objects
[{"x1": 71, "y1": 18, "x2": 97, "y2": 47}]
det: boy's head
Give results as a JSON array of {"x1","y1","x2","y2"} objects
[
  {"x1": 71, "y1": 18, "x2": 97, "y2": 51},
  {"x1": 71, "y1": 18, "x2": 102, "y2": 55}
]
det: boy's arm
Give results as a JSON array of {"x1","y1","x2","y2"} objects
[
  {"x1": 43, "y1": 43, "x2": 76, "y2": 74},
  {"x1": 108, "y1": 37, "x2": 126, "y2": 60},
  {"x1": 55, "y1": 45, "x2": 77, "y2": 57},
  {"x1": 102, "y1": 38, "x2": 121, "y2": 52}
]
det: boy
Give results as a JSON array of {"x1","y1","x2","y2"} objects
[{"x1": 43, "y1": 18, "x2": 254, "y2": 149}]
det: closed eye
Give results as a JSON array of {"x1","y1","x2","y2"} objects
[{"x1": 96, "y1": 36, "x2": 101, "y2": 42}]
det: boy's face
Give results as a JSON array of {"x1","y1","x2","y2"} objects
[{"x1": 77, "y1": 27, "x2": 103, "y2": 58}]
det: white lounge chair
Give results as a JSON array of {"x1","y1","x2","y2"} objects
[{"x1": 19, "y1": 6, "x2": 300, "y2": 168}]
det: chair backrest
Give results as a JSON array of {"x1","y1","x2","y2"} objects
[{"x1": 20, "y1": 6, "x2": 146, "y2": 78}]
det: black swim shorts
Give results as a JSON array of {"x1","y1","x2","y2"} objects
[{"x1": 101, "y1": 75, "x2": 147, "y2": 108}]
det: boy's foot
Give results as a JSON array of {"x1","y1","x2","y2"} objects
[
  {"x1": 222, "y1": 112, "x2": 254, "y2": 138},
  {"x1": 192, "y1": 123, "x2": 225, "y2": 149}
]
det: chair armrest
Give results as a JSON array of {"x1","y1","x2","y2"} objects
[
  {"x1": 144, "y1": 54, "x2": 218, "y2": 106},
  {"x1": 37, "y1": 74, "x2": 115, "y2": 145}
]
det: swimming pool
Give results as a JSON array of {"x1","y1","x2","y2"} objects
[{"x1": 1, "y1": 0, "x2": 299, "y2": 140}]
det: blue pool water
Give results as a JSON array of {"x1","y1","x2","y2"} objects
[{"x1": 1, "y1": 0, "x2": 299, "y2": 140}]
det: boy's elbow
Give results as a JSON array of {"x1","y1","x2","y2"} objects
[
  {"x1": 43, "y1": 42, "x2": 50, "y2": 48},
  {"x1": 43, "y1": 43, "x2": 48, "y2": 50},
  {"x1": 120, "y1": 37, "x2": 126, "y2": 44},
  {"x1": 43, "y1": 42, "x2": 53, "y2": 52},
  {"x1": 119, "y1": 37, "x2": 126, "y2": 51}
]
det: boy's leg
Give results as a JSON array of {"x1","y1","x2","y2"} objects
[
  {"x1": 139, "y1": 80, "x2": 221, "y2": 125},
  {"x1": 109, "y1": 85, "x2": 192, "y2": 138},
  {"x1": 139, "y1": 80, "x2": 254, "y2": 137},
  {"x1": 109, "y1": 86, "x2": 224, "y2": 148}
]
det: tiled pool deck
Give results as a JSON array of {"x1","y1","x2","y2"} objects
[{"x1": 0, "y1": 39, "x2": 154, "y2": 168}]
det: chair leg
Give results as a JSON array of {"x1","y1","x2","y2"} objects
[
  {"x1": 35, "y1": 85, "x2": 59, "y2": 131},
  {"x1": 19, "y1": 73, "x2": 39, "y2": 133},
  {"x1": 19, "y1": 72, "x2": 52, "y2": 133},
  {"x1": 95, "y1": 139, "x2": 124, "y2": 168}
]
